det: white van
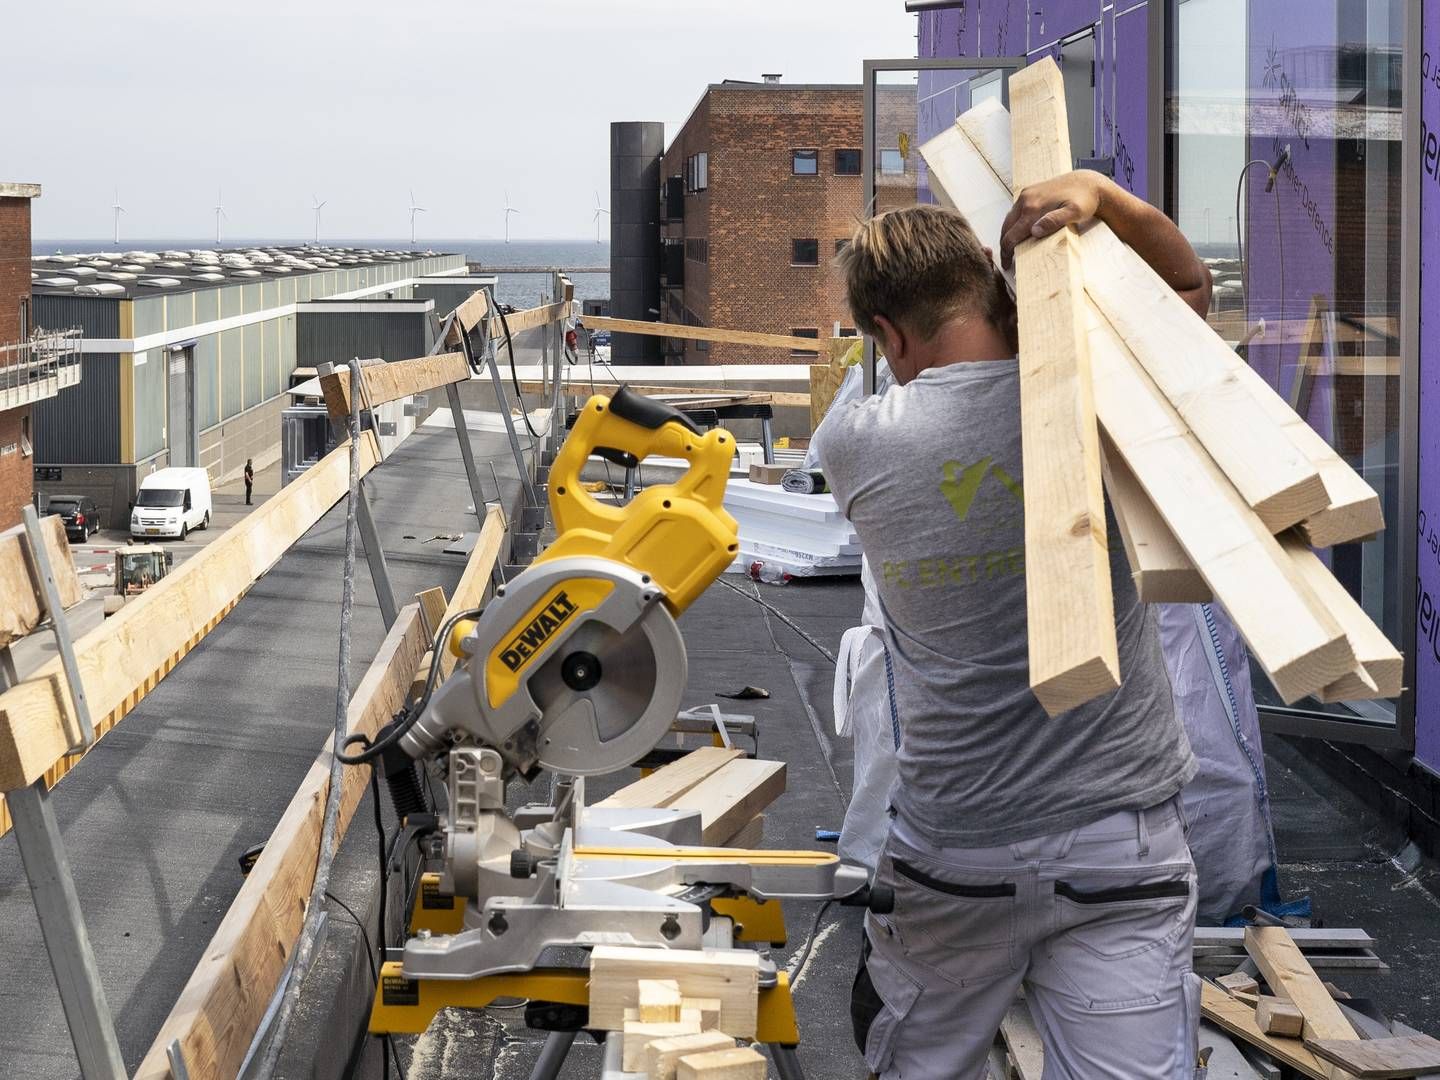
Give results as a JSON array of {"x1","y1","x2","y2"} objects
[{"x1": 131, "y1": 467, "x2": 213, "y2": 540}]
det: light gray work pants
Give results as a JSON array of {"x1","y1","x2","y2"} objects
[{"x1": 861, "y1": 798, "x2": 1199, "y2": 1079}]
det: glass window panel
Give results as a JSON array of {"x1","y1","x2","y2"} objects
[
  {"x1": 1168, "y1": 0, "x2": 1405, "y2": 728},
  {"x1": 791, "y1": 239, "x2": 819, "y2": 266},
  {"x1": 835, "y1": 148, "x2": 863, "y2": 175},
  {"x1": 793, "y1": 149, "x2": 819, "y2": 175}
]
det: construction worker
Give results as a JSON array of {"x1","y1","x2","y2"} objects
[{"x1": 817, "y1": 171, "x2": 1212, "y2": 1080}]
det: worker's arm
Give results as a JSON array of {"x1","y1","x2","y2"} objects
[{"x1": 1000, "y1": 171, "x2": 1212, "y2": 320}]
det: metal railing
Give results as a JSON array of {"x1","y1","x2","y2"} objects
[{"x1": 0, "y1": 328, "x2": 83, "y2": 403}]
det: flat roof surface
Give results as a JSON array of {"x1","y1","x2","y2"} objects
[
  {"x1": 29, "y1": 244, "x2": 460, "y2": 301},
  {"x1": 0, "y1": 182, "x2": 41, "y2": 199}
]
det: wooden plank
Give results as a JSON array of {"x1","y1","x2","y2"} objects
[
  {"x1": 1202, "y1": 981, "x2": 1330, "y2": 1080},
  {"x1": 595, "y1": 746, "x2": 745, "y2": 810},
  {"x1": 525, "y1": 379, "x2": 810, "y2": 408},
  {"x1": 1225, "y1": 360, "x2": 1383, "y2": 547},
  {"x1": 1257, "y1": 997, "x2": 1306, "y2": 1037},
  {"x1": 677, "y1": 1047, "x2": 767, "y2": 1079},
  {"x1": 638, "y1": 978, "x2": 684, "y2": 1022},
  {"x1": 725, "y1": 814, "x2": 764, "y2": 849},
  {"x1": 414, "y1": 586, "x2": 448, "y2": 640},
  {"x1": 434, "y1": 510, "x2": 506, "y2": 681},
  {"x1": 1009, "y1": 58, "x2": 1119, "y2": 716},
  {"x1": 133, "y1": 603, "x2": 429, "y2": 1080},
  {"x1": 1308, "y1": 1036, "x2": 1440, "y2": 1079},
  {"x1": 683, "y1": 997, "x2": 723, "y2": 1031},
  {"x1": 491, "y1": 300, "x2": 570, "y2": 338},
  {"x1": 0, "y1": 514, "x2": 85, "y2": 648},
  {"x1": 584, "y1": 315, "x2": 823, "y2": 353},
  {"x1": 668, "y1": 758, "x2": 786, "y2": 844},
  {"x1": 622, "y1": 1011, "x2": 702, "y2": 1070},
  {"x1": 919, "y1": 115, "x2": 1015, "y2": 281},
  {"x1": 1280, "y1": 535, "x2": 1403, "y2": 702},
  {"x1": 588, "y1": 945, "x2": 760, "y2": 1035},
  {"x1": 1245, "y1": 927, "x2": 1360, "y2": 1045},
  {"x1": 0, "y1": 433, "x2": 382, "y2": 793},
  {"x1": 452, "y1": 288, "x2": 489, "y2": 334},
  {"x1": 1086, "y1": 306, "x2": 1355, "y2": 703},
  {"x1": 319, "y1": 351, "x2": 470, "y2": 418},
  {"x1": 1217, "y1": 972, "x2": 1261, "y2": 996},
  {"x1": 643, "y1": 1031, "x2": 736, "y2": 1080},
  {"x1": 1000, "y1": 998, "x2": 1045, "y2": 1080},
  {"x1": 1076, "y1": 224, "x2": 1327, "y2": 533},
  {"x1": 1100, "y1": 434, "x2": 1211, "y2": 603}
]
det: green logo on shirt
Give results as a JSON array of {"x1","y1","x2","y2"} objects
[{"x1": 940, "y1": 457, "x2": 1023, "y2": 521}]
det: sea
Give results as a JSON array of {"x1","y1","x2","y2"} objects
[{"x1": 31, "y1": 238, "x2": 610, "y2": 311}]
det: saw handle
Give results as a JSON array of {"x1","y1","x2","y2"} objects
[{"x1": 543, "y1": 388, "x2": 738, "y2": 615}]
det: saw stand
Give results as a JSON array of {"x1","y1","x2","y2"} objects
[{"x1": 0, "y1": 506, "x2": 126, "y2": 1079}]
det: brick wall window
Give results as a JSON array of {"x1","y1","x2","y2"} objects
[
  {"x1": 792, "y1": 149, "x2": 819, "y2": 175},
  {"x1": 685, "y1": 152, "x2": 709, "y2": 192},
  {"x1": 835, "y1": 148, "x2": 862, "y2": 175},
  {"x1": 790, "y1": 328, "x2": 820, "y2": 357},
  {"x1": 685, "y1": 237, "x2": 709, "y2": 263},
  {"x1": 791, "y1": 239, "x2": 819, "y2": 266},
  {"x1": 880, "y1": 148, "x2": 906, "y2": 175}
]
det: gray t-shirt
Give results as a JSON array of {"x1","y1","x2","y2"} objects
[{"x1": 815, "y1": 359, "x2": 1196, "y2": 848}]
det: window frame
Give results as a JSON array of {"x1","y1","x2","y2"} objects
[
  {"x1": 791, "y1": 148, "x2": 820, "y2": 176},
  {"x1": 791, "y1": 238, "x2": 820, "y2": 267},
  {"x1": 835, "y1": 148, "x2": 862, "y2": 175},
  {"x1": 879, "y1": 148, "x2": 906, "y2": 176}
]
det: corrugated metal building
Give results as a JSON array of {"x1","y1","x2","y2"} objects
[{"x1": 29, "y1": 245, "x2": 466, "y2": 519}]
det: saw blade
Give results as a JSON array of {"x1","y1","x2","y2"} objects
[{"x1": 524, "y1": 603, "x2": 687, "y2": 775}]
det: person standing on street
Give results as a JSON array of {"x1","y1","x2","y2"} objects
[
  {"x1": 243, "y1": 458, "x2": 254, "y2": 506},
  {"x1": 817, "y1": 171, "x2": 1211, "y2": 1080}
]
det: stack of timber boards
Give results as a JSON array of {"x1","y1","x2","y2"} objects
[
  {"x1": 920, "y1": 58, "x2": 1398, "y2": 716},
  {"x1": 720, "y1": 479, "x2": 861, "y2": 579}
]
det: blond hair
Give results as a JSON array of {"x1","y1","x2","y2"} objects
[{"x1": 837, "y1": 204, "x2": 1017, "y2": 350}]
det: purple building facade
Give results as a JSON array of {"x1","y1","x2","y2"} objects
[{"x1": 915, "y1": 3, "x2": 1435, "y2": 788}]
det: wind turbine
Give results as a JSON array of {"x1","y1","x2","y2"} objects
[
  {"x1": 504, "y1": 191, "x2": 519, "y2": 244},
  {"x1": 311, "y1": 194, "x2": 326, "y2": 246},
  {"x1": 408, "y1": 189, "x2": 427, "y2": 246},
  {"x1": 592, "y1": 191, "x2": 610, "y2": 245},
  {"x1": 213, "y1": 188, "x2": 228, "y2": 247},
  {"x1": 111, "y1": 189, "x2": 125, "y2": 246}
]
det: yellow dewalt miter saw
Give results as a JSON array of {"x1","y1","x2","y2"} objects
[{"x1": 381, "y1": 387, "x2": 879, "y2": 987}]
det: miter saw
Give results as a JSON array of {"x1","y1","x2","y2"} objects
[{"x1": 366, "y1": 387, "x2": 883, "y2": 991}]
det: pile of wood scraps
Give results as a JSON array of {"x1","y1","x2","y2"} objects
[{"x1": 920, "y1": 58, "x2": 1400, "y2": 717}]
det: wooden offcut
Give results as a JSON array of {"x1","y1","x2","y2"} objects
[
  {"x1": 676, "y1": 1046, "x2": 767, "y2": 1079},
  {"x1": 587, "y1": 946, "x2": 760, "y2": 1035},
  {"x1": 1217, "y1": 972, "x2": 1261, "y2": 997},
  {"x1": 1307, "y1": 1035, "x2": 1440, "y2": 1078},
  {"x1": 748, "y1": 463, "x2": 788, "y2": 485},
  {"x1": 1201, "y1": 981, "x2": 1330, "y2": 1079},
  {"x1": 638, "y1": 978, "x2": 685, "y2": 1022},
  {"x1": 1256, "y1": 996, "x2": 1306, "y2": 1038},
  {"x1": 622, "y1": 1011, "x2": 703, "y2": 1070},
  {"x1": 1076, "y1": 224, "x2": 1327, "y2": 533},
  {"x1": 0, "y1": 433, "x2": 382, "y2": 795},
  {"x1": 1100, "y1": 435, "x2": 1210, "y2": 603},
  {"x1": 683, "y1": 997, "x2": 724, "y2": 1031},
  {"x1": 319, "y1": 351, "x2": 470, "y2": 418},
  {"x1": 134, "y1": 604, "x2": 429, "y2": 1080},
  {"x1": 1009, "y1": 58, "x2": 1119, "y2": 716},
  {"x1": 583, "y1": 315, "x2": 823, "y2": 353},
  {"x1": 643, "y1": 1031, "x2": 736, "y2": 1080}
]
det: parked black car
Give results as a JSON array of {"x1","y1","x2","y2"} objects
[{"x1": 48, "y1": 495, "x2": 101, "y2": 542}]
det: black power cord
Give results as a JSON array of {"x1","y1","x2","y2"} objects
[{"x1": 495, "y1": 302, "x2": 545, "y2": 440}]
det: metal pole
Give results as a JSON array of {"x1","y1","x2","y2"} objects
[
  {"x1": 22, "y1": 505, "x2": 95, "y2": 749},
  {"x1": 2, "y1": 663, "x2": 126, "y2": 1080},
  {"x1": 445, "y1": 380, "x2": 490, "y2": 524},
  {"x1": 353, "y1": 482, "x2": 398, "y2": 630},
  {"x1": 527, "y1": 1030, "x2": 577, "y2": 1080},
  {"x1": 760, "y1": 415, "x2": 776, "y2": 466},
  {"x1": 479, "y1": 290, "x2": 542, "y2": 510}
]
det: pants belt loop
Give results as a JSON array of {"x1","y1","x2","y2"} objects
[{"x1": 1136, "y1": 807, "x2": 1151, "y2": 858}]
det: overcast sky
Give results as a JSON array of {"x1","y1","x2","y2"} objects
[{"x1": 8, "y1": 1, "x2": 917, "y2": 243}]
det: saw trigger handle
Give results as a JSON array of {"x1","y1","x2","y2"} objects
[{"x1": 606, "y1": 385, "x2": 701, "y2": 435}]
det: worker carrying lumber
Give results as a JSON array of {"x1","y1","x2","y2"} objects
[{"x1": 814, "y1": 171, "x2": 1213, "y2": 1080}]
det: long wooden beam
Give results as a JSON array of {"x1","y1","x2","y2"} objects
[
  {"x1": 0, "y1": 514, "x2": 84, "y2": 649},
  {"x1": 319, "y1": 352, "x2": 471, "y2": 418},
  {"x1": 1010, "y1": 58, "x2": 1119, "y2": 715},
  {"x1": 583, "y1": 316, "x2": 823, "y2": 353},
  {"x1": 133, "y1": 603, "x2": 430, "y2": 1080},
  {"x1": 524, "y1": 380, "x2": 812, "y2": 409},
  {"x1": 491, "y1": 301, "x2": 570, "y2": 338},
  {"x1": 1100, "y1": 435, "x2": 1210, "y2": 604},
  {"x1": 451, "y1": 288, "x2": 489, "y2": 335},
  {"x1": 433, "y1": 509, "x2": 507, "y2": 681},
  {"x1": 0, "y1": 433, "x2": 382, "y2": 795}
]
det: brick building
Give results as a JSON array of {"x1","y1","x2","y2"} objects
[
  {"x1": 0, "y1": 183, "x2": 81, "y2": 531},
  {"x1": 658, "y1": 79, "x2": 870, "y2": 366}
]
